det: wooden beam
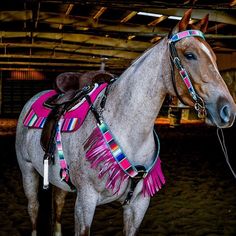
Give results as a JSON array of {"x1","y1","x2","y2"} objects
[
  {"x1": 150, "y1": 36, "x2": 162, "y2": 43},
  {"x1": 0, "y1": 67, "x2": 124, "y2": 74},
  {"x1": 120, "y1": 11, "x2": 137, "y2": 23},
  {"x1": 59, "y1": 4, "x2": 74, "y2": 30},
  {"x1": 0, "y1": 42, "x2": 141, "y2": 59},
  {"x1": 183, "y1": 0, "x2": 198, "y2": 4},
  {"x1": 0, "y1": 11, "x2": 169, "y2": 35},
  {"x1": 0, "y1": 61, "x2": 101, "y2": 67},
  {"x1": 142, "y1": 8, "x2": 236, "y2": 25},
  {"x1": 207, "y1": 23, "x2": 227, "y2": 33},
  {"x1": 0, "y1": 31, "x2": 152, "y2": 51},
  {"x1": 0, "y1": 11, "x2": 32, "y2": 21},
  {"x1": 33, "y1": 2, "x2": 41, "y2": 29},
  {"x1": 0, "y1": 53, "x2": 131, "y2": 66},
  {"x1": 0, "y1": 61, "x2": 128, "y2": 69},
  {"x1": 93, "y1": 7, "x2": 107, "y2": 20},
  {"x1": 230, "y1": 0, "x2": 236, "y2": 6},
  {"x1": 148, "y1": 15, "x2": 168, "y2": 26},
  {"x1": 0, "y1": 61, "x2": 129, "y2": 73}
]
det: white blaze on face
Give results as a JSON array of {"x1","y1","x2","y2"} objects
[{"x1": 199, "y1": 41, "x2": 221, "y2": 77}]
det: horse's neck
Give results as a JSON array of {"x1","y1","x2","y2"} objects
[{"x1": 104, "y1": 38, "x2": 171, "y2": 160}]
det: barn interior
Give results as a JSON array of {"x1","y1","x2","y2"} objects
[{"x1": 0, "y1": 1, "x2": 236, "y2": 235}]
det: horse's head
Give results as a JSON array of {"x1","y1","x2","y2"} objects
[{"x1": 169, "y1": 9, "x2": 236, "y2": 128}]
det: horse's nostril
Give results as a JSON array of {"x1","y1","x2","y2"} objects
[{"x1": 220, "y1": 105, "x2": 230, "y2": 123}]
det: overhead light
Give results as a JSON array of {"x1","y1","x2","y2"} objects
[
  {"x1": 137, "y1": 12, "x2": 163, "y2": 18},
  {"x1": 138, "y1": 11, "x2": 182, "y2": 21},
  {"x1": 168, "y1": 16, "x2": 182, "y2": 20}
]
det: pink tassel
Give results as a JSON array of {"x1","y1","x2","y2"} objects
[
  {"x1": 84, "y1": 126, "x2": 166, "y2": 197},
  {"x1": 84, "y1": 126, "x2": 128, "y2": 193},
  {"x1": 143, "y1": 159, "x2": 165, "y2": 197}
]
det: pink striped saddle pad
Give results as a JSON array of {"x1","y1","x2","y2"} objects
[{"x1": 23, "y1": 83, "x2": 107, "y2": 132}]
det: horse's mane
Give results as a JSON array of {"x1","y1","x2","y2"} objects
[{"x1": 131, "y1": 36, "x2": 167, "y2": 66}]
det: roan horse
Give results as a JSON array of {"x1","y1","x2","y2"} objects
[{"x1": 16, "y1": 10, "x2": 236, "y2": 236}]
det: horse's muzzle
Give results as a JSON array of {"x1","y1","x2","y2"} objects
[{"x1": 206, "y1": 97, "x2": 236, "y2": 128}]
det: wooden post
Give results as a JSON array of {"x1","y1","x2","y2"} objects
[{"x1": 0, "y1": 71, "x2": 2, "y2": 115}]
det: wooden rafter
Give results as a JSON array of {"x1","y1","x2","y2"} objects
[
  {"x1": 207, "y1": 23, "x2": 227, "y2": 33},
  {"x1": 0, "y1": 42, "x2": 140, "y2": 59},
  {"x1": 0, "y1": 11, "x2": 169, "y2": 35},
  {"x1": 0, "y1": 61, "x2": 128, "y2": 71},
  {"x1": 0, "y1": 2, "x2": 235, "y2": 74},
  {"x1": 0, "y1": 53, "x2": 131, "y2": 65},
  {"x1": 148, "y1": 15, "x2": 168, "y2": 26},
  {"x1": 59, "y1": 4, "x2": 74, "y2": 30},
  {"x1": 141, "y1": 8, "x2": 236, "y2": 25},
  {"x1": 0, "y1": 31, "x2": 152, "y2": 51},
  {"x1": 184, "y1": 0, "x2": 198, "y2": 4},
  {"x1": 230, "y1": 0, "x2": 236, "y2": 6},
  {"x1": 150, "y1": 36, "x2": 162, "y2": 43},
  {"x1": 33, "y1": 2, "x2": 41, "y2": 29},
  {"x1": 120, "y1": 11, "x2": 137, "y2": 23},
  {"x1": 93, "y1": 7, "x2": 107, "y2": 20}
]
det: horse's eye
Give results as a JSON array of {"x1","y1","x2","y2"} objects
[{"x1": 184, "y1": 52, "x2": 197, "y2": 60}]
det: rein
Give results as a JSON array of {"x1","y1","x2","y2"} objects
[
  {"x1": 169, "y1": 30, "x2": 206, "y2": 119},
  {"x1": 217, "y1": 128, "x2": 236, "y2": 179}
]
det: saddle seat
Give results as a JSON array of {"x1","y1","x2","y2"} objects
[
  {"x1": 40, "y1": 70, "x2": 114, "y2": 153},
  {"x1": 55, "y1": 70, "x2": 114, "y2": 93}
]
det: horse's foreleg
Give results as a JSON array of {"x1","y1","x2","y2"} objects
[
  {"x1": 21, "y1": 162, "x2": 40, "y2": 236},
  {"x1": 123, "y1": 195, "x2": 150, "y2": 236},
  {"x1": 53, "y1": 186, "x2": 68, "y2": 236},
  {"x1": 74, "y1": 188, "x2": 98, "y2": 236}
]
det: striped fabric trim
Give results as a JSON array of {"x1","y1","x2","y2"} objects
[
  {"x1": 23, "y1": 108, "x2": 47, "y2": 128},
  {"x1": 170, "y1": 30, "x2": 205, "y2": 43},
  {"x1": 179, "y1": 69, "x2": 197, "y2": 101},
  {"x1": 56, "y1": 118, "x2": 70, "y2": 182},
  {"x1": 62, "y1": 118, "x2": 80, "y2": 132},
  {"x1": 98, "y1": 122, "x2": 138, "y2": 178},
  {"x1": 23, "y1": 84, "x2": 108, "y2": 132},
  {"x1": 84, "y1": 122, "x2": 165, "y2": 196}
]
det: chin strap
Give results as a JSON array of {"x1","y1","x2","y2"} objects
[{"x1": 168, "y1": 30, "x2": 207, "y2": 119}]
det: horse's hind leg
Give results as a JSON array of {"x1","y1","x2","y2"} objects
[
  {"x1": 20, "y1": 162, "x2": 40, "y2": 236},
  {"x1": 53, "y1": 186, "x2": 68, "y2": 236}
]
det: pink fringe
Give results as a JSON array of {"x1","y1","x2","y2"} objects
[
  {"x1": 84, "y1": 127, "x2": 129, "y2": 194},
  {"x1": 143, "y1": 159, "x2": 165, "y2": 197},
  {"x1": 84, "y1": 126, "x2": 165, "y2": 197}
]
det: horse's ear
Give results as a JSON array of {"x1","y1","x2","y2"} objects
[
  {"x1": 179, "y1": 9, "x2": 192, "y2": 31},
  {"x1": 196, "y1": 14, "x2": 209, "y2": 33},
  {"x1": 171, "y1": 9, "x2": 192, "y2": 34}
]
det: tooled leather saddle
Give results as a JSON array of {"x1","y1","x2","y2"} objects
[{"x1": 40, "y1": 70, "x2": 114, "y2": 159}]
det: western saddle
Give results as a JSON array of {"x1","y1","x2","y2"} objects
[{"x1": 41, "y1": 69, "x2": 115, "y2": 162}]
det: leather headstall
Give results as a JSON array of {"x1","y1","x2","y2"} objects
[{"x1": 168, "y1": 30, "x2": 207, "y2": 119}]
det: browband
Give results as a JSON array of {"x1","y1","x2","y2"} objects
[{"x1": 169, "y1": 30, "x2": 205, "y2": 43}]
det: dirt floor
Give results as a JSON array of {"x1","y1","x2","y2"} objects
[{"x1": 0, "y1": 124, "x2": 236, "y2": 236}]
